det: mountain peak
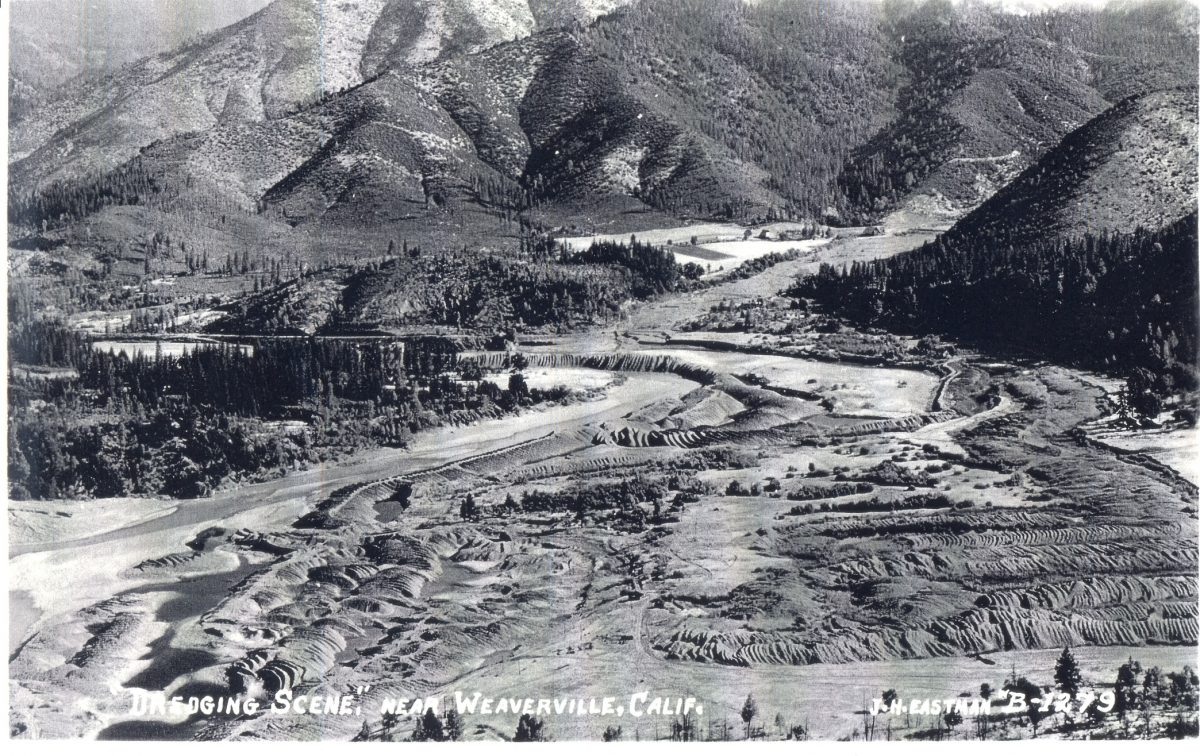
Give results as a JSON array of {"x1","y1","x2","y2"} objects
[{"x1": 944, "y1": 87, "x2": 1198, "y2": 245}]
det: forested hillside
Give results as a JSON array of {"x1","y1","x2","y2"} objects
[
  {"x1": 794, "y1": 83, "x2": 1198, "y2": 400},
  {"x1": 206, "y1": 239, "x2": 699, "y2": 334},
  {"x1": 834, "y1": 0, "x2": 1198, "y2": 222},
  {"x1": 795, "y1": 213, "x2": 1198, "y2": 407},
  {"x1": 922, "y1": 87, "x2": 1198, "y2": 245},
  {"x1": 9, "y1": 0, "x2": 1197, "y2": 282}
]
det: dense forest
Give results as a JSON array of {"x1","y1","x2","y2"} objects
[
  {"x1": 834, "y1": 0, "x2": 1003, "y2": 220},
  {"x1": 8, "y1": 158, "x2": 160, "y2": 232},
  {"x1": 560, "y1": 238, "x2": 703, "y2": 296},
  {"x1": 8, "y1": 319, "x2": 91, "y2": 367},
  {"x1": 211, "y1": 238, "x2": 699, "y2": 334},
  {"x1": 7, "y1": 327, "x2": 563, "y2": 499},
  {"x1": 792, "y1": 213, "x2": 1199, "y2": 414}
]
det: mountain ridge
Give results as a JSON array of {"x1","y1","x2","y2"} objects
[
  {"x1": 7, "y1": 0, "x2": 1198, "y2": 276},
  {"x1": 793, "y1": 84, "x2": 1198, "y2": 391},
  {"x1": 940, "y1": 86, "x2": 1198, "y2": 246}
]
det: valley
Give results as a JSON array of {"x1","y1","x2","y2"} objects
[
  {"x1": 7, "y1": 0, "x2": 1199, "y2": 744},
  {"x1": 10, "y1": 226, "x2": 1197, "y2": 741}
]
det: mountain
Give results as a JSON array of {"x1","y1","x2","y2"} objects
[
  {"x1": 6, "y1": 0, "x2": 271, "y2": 112},
  {"x1": 794, "y1": 87, "x2": 1199, "y2": 395},
  {"x1": 7, "y1": 0, "x2": 644, "y2": 270},
  {"x1": 834, "y1": 0, "x2": 1198, "y2": 223},
  {"x1": 8, "y1": 0, "x2": 633, "y2": 176},
  {"x1": 7, "y1": 0, "x2": 1198, "y2": 277},
  {"x1": 936, "y1": 87, "x2": 1198, "y2": 245},
  {"x1": 11, "y1": 0, "x2": 391, "y2": 181},
  {"x1": 248, "y1": 0, "x2": 898, "y2": 230}
]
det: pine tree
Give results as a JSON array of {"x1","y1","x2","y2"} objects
[
  {"x1": 444, "y1": 708, "x2": 463, "y2": 741},
  {"x1": 460, "y1": 493, "x2": 479, "y2": 521},
  {"x1": 418, "y1": 709, "x2": 443, "y2": 741},
  {"x1": 514, "y1": 713, "x2": 547, "y2": 742},
  {"x1": 1055, "y1": 646, "x2": 1083, "y2": 697},
  {"x1": 741, "y1": 693, "x2": 758, "y2": 739}
]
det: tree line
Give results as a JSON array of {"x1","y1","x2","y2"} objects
[
  {"x1": 7, "y1": 325, "x2": 561, "y2": 499},
  {"x1": 791, "y1": 213, "x2": 1199, "y2": 414}
]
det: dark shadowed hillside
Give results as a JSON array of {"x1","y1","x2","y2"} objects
[
  {"x1": 930, "y1": 87, "x2": 1198, "y2": 244},
  {"x1": 795, "y1": 87, "x2": 1199, "y2": 403},
  {"x1": 834, "y1": 0, "x2": 1198, "y2": 224}
]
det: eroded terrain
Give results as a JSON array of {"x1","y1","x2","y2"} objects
[{"x1": 10, "y1": 232, "x2": 1198, "y2": 741}]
